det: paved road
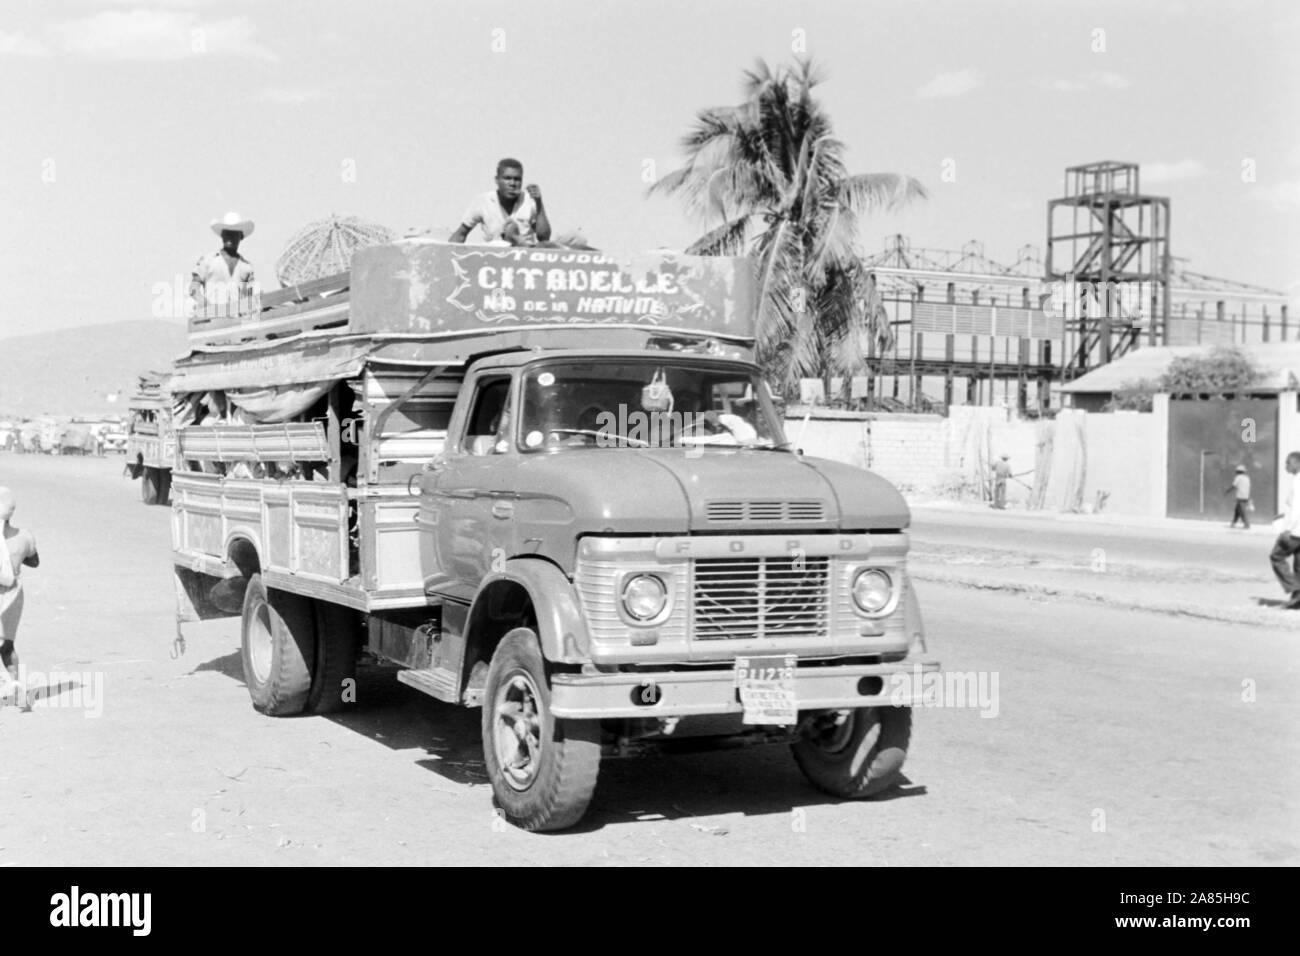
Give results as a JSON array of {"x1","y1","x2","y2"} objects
[
  {"x1": 908, "y1": 502, "x2": 1299, "y2": 625},
  {"x1": 0, "y1": 455, "x2": 1296, "y2": 865},
  {"x1": 911, "y1": 505, "x2": 1271, "y2": 577}
]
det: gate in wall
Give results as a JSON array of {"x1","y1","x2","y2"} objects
[{"x1": 1166, "y1": 395, "x2": 1277, "y2": 521}]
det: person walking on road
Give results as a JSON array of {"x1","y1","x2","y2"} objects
[
  {"x1": 0, "y1": 487, "x2": 40, "y2": 709},
  {"x1": 1226, "y1": 464, "x2": 1253, "y2": 529},
  {"x1": 1270, "y1": 451, "x2": 1300, "y2": 609},
  {"x1": 991, "y1": 453, "x2": 1012, "y2": 510}
]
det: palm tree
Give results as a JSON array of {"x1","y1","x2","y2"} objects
[{"x1": 651, "y1": 59, "x2": 926, "y2": 395}]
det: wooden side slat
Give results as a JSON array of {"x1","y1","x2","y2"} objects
[{"x1": 178, "y1": 422, "x2": 330, "y2": 462}]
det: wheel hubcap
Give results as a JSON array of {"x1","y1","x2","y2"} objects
[
  {"x1": 809, "y1": 708, "x2": 880, "y2": 756},
  {"x1": 493, "y1": 672, "x2": 544, "y2": 791},
  {"x1": 248, "y1": 603, "x2": 273, "y2": 683}
]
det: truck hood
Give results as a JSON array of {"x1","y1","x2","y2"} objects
[{"x1": 515, "y1": 448, "x2": 909, "y2": 534}]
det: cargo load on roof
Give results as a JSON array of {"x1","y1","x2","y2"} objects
[{"x1": 186, "y1": 240, "x2": 757, "y2": 351}]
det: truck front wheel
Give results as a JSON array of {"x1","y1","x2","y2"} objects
[
  {"x1": 792, "y1": 706, "x2": 912, "y2": 799},
  {"x1": 240, "y1": 573, "x2": 314, "y2": 716},
  {"x1": 481, "y1": 628, "x2": 600, "y2": 831}
]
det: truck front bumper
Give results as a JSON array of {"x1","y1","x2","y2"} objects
[{"x1": 549, "y1": 659, "x2": 940, "y2": 720}]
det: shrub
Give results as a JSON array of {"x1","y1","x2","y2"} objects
[
  {"x1": 1160, "y1": 346, "x2": 1264, "y2": 395},
  {"x1": 1105, "y1": 379, "x2": 1158, "y2": 412}
]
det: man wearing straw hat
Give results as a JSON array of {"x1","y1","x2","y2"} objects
[
  {"x1": 189, "y1": 212, "x2": 258, "y2": 316},
  {"x1": 0, "y1": 487, "x2": 40, "y2": 709}
]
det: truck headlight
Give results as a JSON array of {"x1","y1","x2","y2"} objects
[
  {"x1": 622, "y1": 573, "x2": 668, "y2": 622},
  {"x1": 851, "y1": 568, "x2": 893, "y2": 615}
]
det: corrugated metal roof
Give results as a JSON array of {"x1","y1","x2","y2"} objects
[{"x1": 1061, "y1": 342, "x2": 1300, "y2": 394}]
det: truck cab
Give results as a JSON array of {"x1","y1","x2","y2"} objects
[{"x1": 409, "y1": 345, "x2": 930, "y2": 827}]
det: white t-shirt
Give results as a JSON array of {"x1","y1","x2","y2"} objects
[
  {"x1": 191, "y1": 251, "x2": 257, "y2": 315},
  {"x1": 1281, "y1": 472, "x2": 1300, "y2": 536},
  {"x1": 459, "y1": 190, "x2": 539, "y2": 245}
]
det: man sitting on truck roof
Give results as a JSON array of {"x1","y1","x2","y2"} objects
[
  {"x1": 448, "y1": 158, "x2": 551, "y2": 247},
  {"x1": 190, "y1": 212, "x2": 257, "y2": 316}
]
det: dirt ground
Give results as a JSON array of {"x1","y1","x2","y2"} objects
[{"x1": 0, "y1": 453, "x2": 1296, "y2": 866}]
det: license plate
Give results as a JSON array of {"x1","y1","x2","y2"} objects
[{"x1": 734, "y1": 654, "x2": 797, "y2": 725}]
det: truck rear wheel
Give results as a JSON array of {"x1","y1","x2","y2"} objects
[
  {"x1": 240, "y1": 573, "x2": 314, "y2": 716},
  {"x1": 481, "y1": 628, "x2": 600, "y2": 831},
  {"x1": 141, "y1": 467, "x2": 159, "y2": 504},
  {"x1": 306, "y1": 600, "x2": 359, "y2": 714},
  {"x1": 792, "y1": 706, "x2": 912, "y2": 799}
]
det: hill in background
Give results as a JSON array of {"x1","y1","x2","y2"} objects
[{"x1": 0, "y1": 320, "x2": 188, "y2": 419}]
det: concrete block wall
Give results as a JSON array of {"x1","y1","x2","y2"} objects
[
  {"x1": 1082, "y1": 409, "x2": 1163, "y2": 516},
  {"x1": 787, "y1": 405, "x2": 1168, "y2": 516},
  {"x1": 788, "y1": 417, "x2": 870, "y2": 470},
  {"x1": 1149, "y1": 394, "x2": 1170, "y2": 517},
  {"x1": 865, "y1": 417, "x2": 950, "y2": 489}
]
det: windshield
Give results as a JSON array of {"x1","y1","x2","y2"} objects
[{"x1": 518, "y1": 360, "x2": 784, "y2": 451}]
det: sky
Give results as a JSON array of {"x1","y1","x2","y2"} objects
[{"x1": 1, "y1": 0, "x2": 1297, "y2": 339}]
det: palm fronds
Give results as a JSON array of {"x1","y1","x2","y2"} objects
[{"x1": 651, "y1": 58, "x2": 925, "y2": 394}]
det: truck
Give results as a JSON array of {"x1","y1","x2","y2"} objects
[
  {"x1": 126, "y1": 373, "x2": 175, "y2": 504},
  {"x1": 170, "y1": 240, "x2": 938, "y2": 831},
  {"x1": 101, "y1": 417, "x2": 128, "y2": 454}
]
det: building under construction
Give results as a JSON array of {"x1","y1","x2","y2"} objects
[{"x1": 860, "y1": 161, "x2": 1291, "y2": 412}]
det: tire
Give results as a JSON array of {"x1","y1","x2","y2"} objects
[
  {"x1": 792, "y1": 706, "x2": 912, "y2": 799},
  {"x1": 141, "y1": 467, "x2": 159, "y2": 505},
  {"x1": 239, "y1": 573, "x2": 315, "y2": 716},
  {"x1": 481, "y1": 628, "x2": 601, "y2": 831},
  {"x1": 157, "y1": 469, "x2": 172, "y2": 506},
  {"x1": 306, "y1": 600, "x2": 359, "y2": 714}
]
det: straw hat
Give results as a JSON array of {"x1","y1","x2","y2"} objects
[{"x1": 210, "y1": 212, "x2": 255, "y2": 238}]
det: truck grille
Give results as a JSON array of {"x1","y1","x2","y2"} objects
[
  {"x1": 692, "y1": 556, "x2": 830, "y2": 640},
  {"x1": 705, "y1": 499, "x2": 827, "y2": 523}
]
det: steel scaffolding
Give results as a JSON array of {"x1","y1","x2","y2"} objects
[
  {"x1": 860, "y1": 236, "x2": 1060, "y2": 413},
  {"x1": 1045, "y1": 161, "x2": 1171, "y2": 380}
]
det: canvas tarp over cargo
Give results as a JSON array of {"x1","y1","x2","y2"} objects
[{"x1": 350, "y1": 242, "x2": 756, "y2": 341}]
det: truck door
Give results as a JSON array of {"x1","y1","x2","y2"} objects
[{"x1": 422, "y1": 374, "x2": 519, "y2": 601}]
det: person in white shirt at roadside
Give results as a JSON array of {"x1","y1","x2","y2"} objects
[
  {"x1": 1225, "y1": 464, "x2": 1252, "y2": 529},
  {"x1": 1269, "y1": 451, "x2": 1300, "y2": 609}
]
